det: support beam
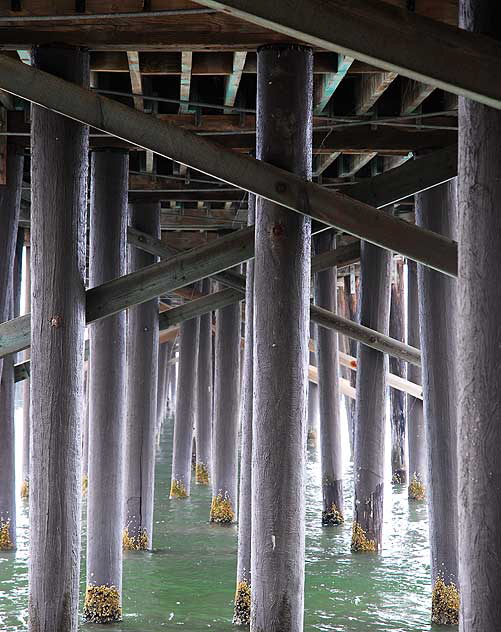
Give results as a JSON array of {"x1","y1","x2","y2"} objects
[
  {"x1": 313, "y1": 54, "x2": 353, "y2": 114},
  {"x1": 0, "y1": 227, "x2": 254, "y2": 360},
  {"x1": 195, "y1": 0, "x2": 501, "y2": 111},
  {"x1": 252, "y1": 44, "x2": 312, "y2": 632},
  {"x1": 224, "y1": 51, "x2": 247, "y2": 112},
  {"x1": 126, "y1": 51, "x2": 143, "y2": 111},
  {"x1": 0, "y1": 53, "x2": 457, "y2": 276},
  {"x1": 29, "y1": 45, "x2": 89, "y2": 632},
  {"x1": 84, "y1": 149, "x2": 128, "y2": 623},
  {"x1": 179, "y1": 51, "x2": 193, "y2": 113}
]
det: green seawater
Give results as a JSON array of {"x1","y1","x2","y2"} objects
[{"x1": 0, "y1": 412, "x2": 455, "y2": 631}]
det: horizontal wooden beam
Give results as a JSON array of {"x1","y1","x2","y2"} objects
[
  {"x1": 310, "y1": 304, "x2": 421, "y2": 367},
  {"x1": 195, "y1": 0, "x2": 501, "y2": 111},
  {"x1": 0, "y1": 54, "x2": 456, "y2": 276},
  {"x1": 0, "y1": 226, "x2": 254, "y2": 360}
]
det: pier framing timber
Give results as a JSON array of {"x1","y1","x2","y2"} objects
[
  {"x1": 0, "y1": 53, "x2": 457, "y2": 276},
  {"x1": 195, "y1": 0, "x2": 501, "y2": 111}
]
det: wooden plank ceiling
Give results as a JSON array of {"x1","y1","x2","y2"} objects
[{"x1": 1, "y1": 0, "x2": 458, "y2": 250}]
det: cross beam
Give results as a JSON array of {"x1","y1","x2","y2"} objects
[
  {"x1": 0, "y1": 225, "x2": 254, "y2": 359},
  {"x1": 0, "y1": 54, "x2": 456, "y2": 276},
  {"x1": 195, "y1": 0, "x2": 501, "y2": 111}
]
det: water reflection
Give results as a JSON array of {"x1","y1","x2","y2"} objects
[{"x1": 0, "y1": 409, "x2": 452, "y2": 631}]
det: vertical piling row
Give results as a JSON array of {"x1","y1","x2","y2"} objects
[
  {"x1": 29, "y1": 45, "x2": 89, "y2": 632},
  {"x1": 84, "y1": 149, "x2": 128, "y2": 622},
  {"x1": 252, "y1": 44, "x2": 313, "y2": 632},
  {"x1": 124, "y1": 201, "x2": 160, "y2": 550}
]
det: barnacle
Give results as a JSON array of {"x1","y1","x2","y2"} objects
[
  {"x1": 233, "y1": 580, "x2": 251, "y2": 625},
  {"x1": 408, "y1": 475, "x2": 426, "y2": 501},
  {"x1": 170, "y1": 479, "x2": 188, "y2": 499},
  {"x1": 84, "y1": 584, "x2": 122, "y2": 623},
  {"x1": 432, "y1": 576, "x2": 459, "y2": 625},
  {"x1": 351, "y1": 521, "x2": 376, "y2": 552},
  {"x1": 122, "y1": 527, "x2": 149, "y2": 551},
  {"x1": 210, "y1": 492, "x2": 235, "y2": 524},
  {"x1": 0, "y1": 519, "x2": 12, "y2": 550},
  {"x1": 20, "y1": 479, "x2": 29, "y2": 499},
  {"x1": 195, "y1": 462, "x2": 210, "y2": 485},
  {"x1": 322, "y1": 503, "x2": 344, "y2": 526}
]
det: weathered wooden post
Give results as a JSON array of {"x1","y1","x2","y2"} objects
[
  {"x1": 0, "y1": 230, "x2": 23, "y2": 548},
  {"x1": 389, "y1": 258, "x2": 407, "y2": 485},
  {"x1": 84, "y1": 149, "x2": 128, "y2": 623},
  {"x1": 157, "y1": 341, "x2": 169, "y2": 429},
  {"x1": 29, "y1": 45, "x2": 89, "y2": 632},
  {"x1": 252, "y1": 44, "x2": 313, "y2": 632},
  {"x1": 195, "y1": 278, "x2": 212, "y2": 485},
  {"x1": 459, "y1": 2, "x2": 501, "y2": 628},
  {"x1": 352, "y1": 242, "x2": 391, "y2": 552},
  {"x1": 416, "y1": 181, "x2": 459, "y2": 624},
  {"x1": 170, "y1": 317, "x2": 198, "y2": 499},
  {"x1": 343, "y1": 274, "x2": 358, "y2": 456},
  {"x1": 124, "y1": 201, "x2": 160, "y2": 550},
  {"x1": 307, "y1": 323, "x2": 320, "y2": 449},
  {"x1": 314, "y1": 230, "x2": 344, "y2": 525},
  {"x1": 406, "y1": 260, "x2": 426, "y2": 501},
  {"x1": 0, "y1": 229, "x2": 22, "y2": 551},
  {"x1": 0, "y1": 146, "x2": 23, "y2": 528},
  {"x1": 210, "y1": 293, "x2": 240, "y2": 523},
  {"x1": 21, "y1": 234, "x2": 30, "y2": 499},
  {"x1": 234, "y1": 196, "x2": 255, "y2": 626}
]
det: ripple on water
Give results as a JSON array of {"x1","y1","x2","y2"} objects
[{"x1": 0, "y1": 409, "x2": 455, "y2": 631}]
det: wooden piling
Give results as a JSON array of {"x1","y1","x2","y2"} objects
[
  {"x1": 352, "y1": 241, "x2": 391, "y2": 552},
  {"x1": 234, "y1": 195, "x2": 255, "y2": 626},
  {"x1": 170, "y1": 316, "x2": 198, "y2": 499},
  {"x1": 195, "y1": 278, "x2": 212, "y2": 486},
  {"x1": 252, "y1": 44, "x2": 313, "y2": 632},
  {"x1": 315, "y1": 230, "x2": 344, "y2": 526},
  {"x1": 21, "y1": 236, "x2": 30, "y2": 499},
  {"x1": 458, "y1": 2, "x2": 501, "y2": 627},
  {"x1": 85, "y1": 149, "x2": 128, "y2": 622},
  {"x1": 407, "y1": 261, "x2": 426, "y2": 501},
  {"x1": 29, "y1": 45, "x2": 89, "y2": 632},
  {"x1": 210, "y1": 289, "x2": 240, "y2": 524},
  {"x1": 416, "y1": 181, "x2": 459, "y2": 624},
  {"x1": 389, "y1": 258, "x2": 407, "y2": 485},
  {"x1": 124, "y1": 201, "x2": 160, "y2": 550}
]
